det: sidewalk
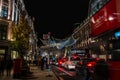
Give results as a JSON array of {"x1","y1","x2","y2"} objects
[{"x1": 0, "y1": 64, "x2": 58, "y2": 80}]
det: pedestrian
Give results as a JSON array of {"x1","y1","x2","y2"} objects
[
  {"x1": 85, "y1": 67, "x2": 92, "y2": 80},
  {"x1": 44, "y1": 56, "x2": 49, "y2": 69},
  {"x1": 0, "y1": 58, "x2": 5, "y2": 76},
  {"x1": 40, "y1": 57, "x2": 45, "y2": 70},
  {"x1": 6, "y1": 59, "x2": 13, "y2": 76}
]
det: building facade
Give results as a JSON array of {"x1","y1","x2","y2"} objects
[
  {"x1": 71, "y1": 18, "x2": 91, "y2": 58},
  {"x1": 0, "y1": 0, "x2": 37, "y2": 61}
]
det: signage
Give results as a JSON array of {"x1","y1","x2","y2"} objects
[{"x1": 43, "y1": 34, "x2": 50, "y2": 40}]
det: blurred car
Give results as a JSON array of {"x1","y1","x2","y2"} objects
[
  {"x1": 75, "y1": 61, "x2": 84, "y2": 76},
  {"x1": 64, "y1": 56, "x2": 80, "y2": 70},
  {"x1": 58, "y1": 58, "x2": 67, "y2": 67},
  {"x1": 75, "y1": 58, "x2": 102, "y2": 80}
]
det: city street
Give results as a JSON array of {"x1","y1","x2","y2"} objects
[
  {"x1": 0, "y1": 0, "x2": 120, "y2": 80},
  {"x1": 0, "y1": 64, "x2": 58, "y2": 80}
]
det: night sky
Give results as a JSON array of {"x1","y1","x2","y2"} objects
[{"x1": 23, "y1": 0, "x2": 90, "y2": 46}]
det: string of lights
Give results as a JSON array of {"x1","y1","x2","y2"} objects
[{"x1": 40, "y1": 36, "x2": 79, "y2": 49}]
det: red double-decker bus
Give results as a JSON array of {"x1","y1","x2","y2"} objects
[
  {"x1": 89, "y1": 0, "x2": 120, "y2": 80},
  {"x1": 89, "y1": 0, "x2": 120, "y2": 37}
]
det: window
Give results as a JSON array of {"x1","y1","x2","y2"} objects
[
  {"x1": 0, "y1": 24, "x2": 7, "y2": 40},
  {"x1": 90, "y1": 0, "x2": 109, "y2": 16},
  {"x1": 15, "y1": 0, "x2": 17, "y2": 3},
  {"x1": 0, "y1": 49, "x2": 5, "y2": 54},
  {"x1": 3, "y1": 0, "x2": 8, "y2": 3},
  {"x1": 1, "y1": 6, "x2": 8, "y2": 19},
  {"x1": 3, "y1": 0, "x2": 8, "y2": 6}
]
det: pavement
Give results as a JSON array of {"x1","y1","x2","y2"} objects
[{"x1": 0, "y1": 64, "x2": 58, "y2": 80}]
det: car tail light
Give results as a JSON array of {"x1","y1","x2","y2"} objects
[
  {"x1": 79, "y1": 61, "x2": 83, "y2": 65},
  {"x1": 96, "y1": 58, "x2": 101, "y2": 61},
  {"x1": 59, "y1": 60, "x2": 63, "y2": 65},
  {"x1": 87, "y1": 61, "x2": 96, "y2": 67}
]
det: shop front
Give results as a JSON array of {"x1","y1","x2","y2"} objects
[{"x1": 0, "y1": 40, "x2": 12, "y2": 61}]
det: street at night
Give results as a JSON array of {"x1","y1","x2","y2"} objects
[{"x1": 0, "y1": 0, "x2": 120, "y2": 80}]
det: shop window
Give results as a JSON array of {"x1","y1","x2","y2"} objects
[{"x1": 0, "y1": 49, "x2": 5, "y2": 54}]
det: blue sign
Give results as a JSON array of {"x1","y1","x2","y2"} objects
[{"x1": 114, "y1": 31, "x2": 120, "y2": 38}]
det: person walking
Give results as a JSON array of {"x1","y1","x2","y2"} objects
[
  {"x1": 6, "y1": 59, "x2": 13, "y2": 76},
  {"x1": 40, "y1": 57, "x2": 45, "y2": 70},
  {"x1": 0, "y1": 58, "x2": 5, "y2": 76}
]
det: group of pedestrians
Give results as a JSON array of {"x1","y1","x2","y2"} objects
[
  {"x1": 40, "y1": 56, "x2": 49, "y2": 70},
  {"x1": 0, "y1": 58, "x2": 13, "y2": 76}
]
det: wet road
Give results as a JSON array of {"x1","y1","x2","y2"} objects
[{"x1": 51, "y1": 65, "x2": 82, "y2": 80}]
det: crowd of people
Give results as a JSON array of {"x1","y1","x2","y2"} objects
[{"x1": 0, "y1": 56, "x2": 50, "y2": 77}]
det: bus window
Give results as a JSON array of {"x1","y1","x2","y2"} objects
[{"x1": 90, "y1": 0, "x2": 109, "y2": 16}]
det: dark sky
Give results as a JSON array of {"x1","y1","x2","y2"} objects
[{"x1": 23, "y1": 0, "x2": 90, "y2": 46}]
